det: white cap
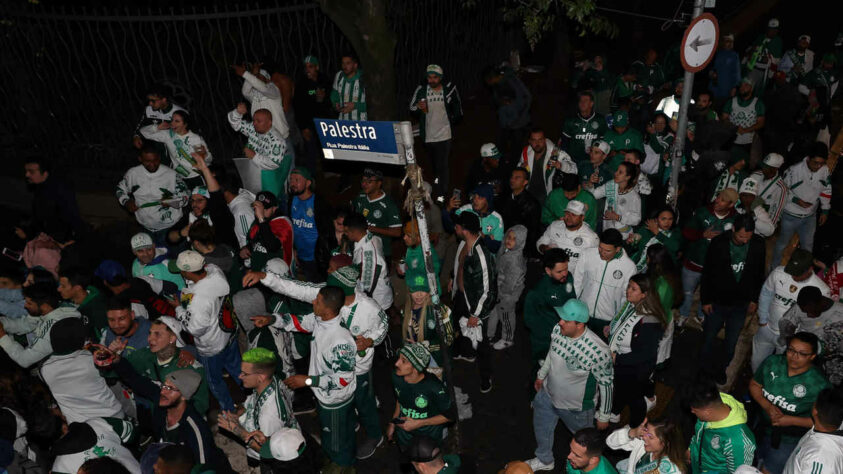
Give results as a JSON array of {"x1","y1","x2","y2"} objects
[
  {"x1": 763, "y1": 153, "x2": 784, "y2": 168},
  {"x1": 155, "y1": 316, "x2": 186, "y2": 347},
  {"x1": 565, "y1": 200, "x2": 586, "y2": 216},
  {"x1": 262, "y1": 427, "x2": 306, "y2": 461},
  {"x1": 798, "y1": 34, "x2": 811, "y2": 43},
  {"x1": 264, "y1": 258, "x2": 290, "y2": 277},
  {"x1": 768, "y1": 18, "x2": 780, "y2": 28},
  {"x1": 739, "y1": 177, "x2": 759, "y2": 195},
  {"x1": 259, "y1": 68, "x2": 272, "y2": 80},
  {"x1": 172, "y1": 250, "x2": 205, "y2": 272},
  {"x1": 130, "y1": 232, "x2": 155, "y2": 251},
  {"x1": 723, "y1": 33, "x2": 735, "y2": 41},
  {"x1": 480, "y1": 143, "x2": 501, "y2": 159},
  {"x1": 559, "y1": 159, "x2": 577, "y2": 174},
  {"x1": 593, "y1": 140, "x2": 611, "y2": 155}
]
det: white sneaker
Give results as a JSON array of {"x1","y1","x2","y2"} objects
[
  {"x1": 525, "y1": 457, "x2": 555, "y2": 472},
  {"x1": 645, "y1": 396, "x2": 657, "y2": 412},
  {"x1": 493, "y1": 340, "x2": 513, "y2": 350}
]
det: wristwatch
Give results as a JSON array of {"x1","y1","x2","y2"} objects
[{"x1": 305, "y1": 377, "x2": 313, "y2": 387}]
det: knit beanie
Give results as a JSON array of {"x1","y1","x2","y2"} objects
[
  {"x1": 327, "y1": 265, "x2": 359, "y2": 296},
  {"x1": 399, "y1": 343, "x2": 431, "y2": 372}
]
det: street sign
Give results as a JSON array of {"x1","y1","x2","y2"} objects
[
  {"x1": 680, "y1": 13, "x2": 719, "y2": 73},
  {"x1": 314, "y1": 119, "x2": 406, "y2": 165}
]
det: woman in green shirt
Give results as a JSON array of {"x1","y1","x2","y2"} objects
[{"x1": 627, "y1": 207, "x2": 682, "y2": 272}]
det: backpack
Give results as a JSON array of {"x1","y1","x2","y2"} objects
[{"x1": 217, "y1": 295, "x2": 239, "y2": 333}]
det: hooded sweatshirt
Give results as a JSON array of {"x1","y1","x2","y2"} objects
[
  {"x1": 40, "y1": 350, "x2": 124, "y2": 424},
  {"x1": 132, "y1": 247, "x2": 186, "y2": 290},
  {"x1": 175, "y1": 264, "x2": 232, "y2": 356},
  {"x1": 116, "y1": 164, "x2": 188, "y2": 232},
  {"x1": 689, "y1": 393, "x2": 756, "y2": 474},
  {"x1": 496, "y1": 225, "x2": 527, "y2": 302},
  {"x1": 0, "y1": 306, "x2": 81, "y2": 368}
]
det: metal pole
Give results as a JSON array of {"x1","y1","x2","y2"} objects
[
  {"x1": 669, "y1": 0, "x2": 706, "y2": 209},
  {"x1": 398, "y1": 121, "x2": 460, "y2": 439}
]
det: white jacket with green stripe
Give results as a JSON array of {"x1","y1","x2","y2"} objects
[
  {"x1": 270, "y1": 311, "x2": 356, "y2": 407},
  {"x1": 227, "y1": 188, "x2": 256, "y2": 249},
  {"x1": 353, "y1": 232, "x2": 393, "y2": 310},
  {"x1": 574, "y1": 247, "x2": 637, "y2": 322},
  {"x1": 260, "y1": 272, "x2": 388, "y2": 375}
]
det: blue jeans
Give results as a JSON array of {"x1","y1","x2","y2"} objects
[
  {"x1": 679, "y1": 266, "x2": 703, "y2": 319},
  {"x1": 758, "y1": 433, "x2": 799, "y2": 473},
  {"x1": 533, "y1": 388, "x2": 594, "y2": 465},
  {"x1": 771, "y1": 212, "x2": 817, "y2": 269},
  {"x1": 197, "y1": 337, "x2": 242, "y2": 412},
  {"x1": 699, "y1": 303, "x2": 748, "y2": 376}
]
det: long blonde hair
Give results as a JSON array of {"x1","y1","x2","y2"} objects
[{"x1": 403, "y1": 291, "x2": 432, "y2": 343}]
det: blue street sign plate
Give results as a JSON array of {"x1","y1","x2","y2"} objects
[{"x1": 314, "y1": 119, "x2": 405, "y2": 165}]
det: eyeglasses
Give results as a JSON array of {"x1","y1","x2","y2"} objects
[
  {"x1": 786, "y1": 347, "x2": 813, "y2": 358},
  {"x1": 240, "y1": 371, "x2": 259, "y2": 377},
  {"x1": 161, "y1": 384, "x2": 180, "y2": 393}
]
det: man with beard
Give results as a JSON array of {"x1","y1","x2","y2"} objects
[
  {"x1": 536, "y1": 200, "x2": 599, "y2": 274},
  {"x1": 287, "y1": 167, "x2": 331, "y2": 282},
  {"x1": 518, "y1": 127, "x2": 575, "y2": 205},
  {"x1": 542, "y1": 172, "x2": 598, "y2": 229},
  {"x1": 351, "y1": 167, "x2": 403, "y2": 260},
  {"x1": 524, "y1": 249, "x2": 577, "y2": 377},
  {"x1": 560, "y1": 91, "x2": 607, "y2": 164},
  {"x1": 100, "y1": 295, "x2": 151, "y2": 361},
  {"x1": 721, "y1": 78, "x2": 766, "y2": 160}
]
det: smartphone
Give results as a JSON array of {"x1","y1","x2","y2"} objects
[
  {"x1": 391, "y1": 418, "x2": 405, "y2": 425},
  {"x1": 2, "y1": 248, "x2": 22, "y2": 262},
  {"x1": 452, "y1": 189, "x2": 462, "y2": 201}
]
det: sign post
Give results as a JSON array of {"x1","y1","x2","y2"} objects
[
  {"x1": 313, "y1": 118, "x2": 406, "y2": 165},
  {"x1": 670, "y1": 3, "x2": 718, "y2": 209}
]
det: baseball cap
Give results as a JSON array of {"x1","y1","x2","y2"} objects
[
  {"x1": 741, "y1": 77, "x2": 754, "y2": 86},
  {"x1": 155, "y1": 316, "x2": 186, "y2": 347},
  {"x1": 785, "y1": 248, "x2": 814, "y2": 276},
  {"x1": 191, "y1": 186, "x2": 210, "y2": 199},
  {"x1": 565, "y1": 200, "x2": 586, "y2": 216},
  {"x1": 426, "y1": 64, "x2": 443, "y2": 76},
  {"x1": 767, "y1": 18, "x2": 780, "y2": 28},
  {"x1": 613, "y1": 110, "x2": 629, "y2": 127},
  {"x1": 763, "y1": 153, "x2": 784, "y2": 168},
  {"x1": 593, "y1": 140, "x2": 611, "y2": 155},
  {"x1": 166, "y1": 370, "x2": 202, "y2": 400},
  {"x1": 94, "y1": 260, "x2": 127, "y2": 283},
  {"x1": 260, "y1": 428, "x2": 306, "y2": 461},
  {"x1": 480, "y1": 143, "x2": 501, "y2": 159},
  {"x1": 303, "y1": 55, "x2": 319, "y2": 66},
  {"x1": 290, "y1": 167, "x2": 313, "y2": 182},
  {"x1": 362, "y1": 167, "x2": 384, "y2": 180},
  {"x1": 554, "y1": 299, "x2": 589, "y2": 323},
  {"x1": 130, "y1": 232, "x2": 154, "y2": 251},
  {"x1": 168, "y1": 250, "x2": 205, "y2": 273},
  {"x1": 798, "y1": 34, "x2": 811, "y2": 43},
  {"x1": 722, "y1": 33, "x2": 735, "y2": 41},
  {"x1": 456, "y1": 211, "x2": 481, "y2": 233},
  {"x1": 255, "y1": 190, "x2": 278, "y2": 208},
  {"x1": 471, "y1": 184, "x2": 494, "y2": 204},
  {"x1": 739, "y1": 177, "x2": 759, "y2": 196}
]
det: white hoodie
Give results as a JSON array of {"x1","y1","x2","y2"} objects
[
  {"x1": 536, "y1": 221, "x2": 599, "y2": 274},
  {"x1": 116, "y1": 164, "x2": 187, "y2": 231},
  {"x1": 574, "y1": 247, "x2": 637, "y2": 321},
  {"x1": 591, "y1": 182, "x2": 642, "y2": 239},
  {"x1": 0, "y1": 306, "x2": 81, "y2": 368},
  {"x1": 260, "y1": 272, "x2": 387, "y2": 375},
  {"x1": 175, "y1": 264, "x2": 232, "y2": 356},
  {"x1": 271, "y1": 312, "x2": 356, "y2": 407},
  {"x1": 228, "y1": 188, "x2": 256, "y2": 248},
  {"x1": 40, "y1": 350, "x2": 124, "y2": 424}
]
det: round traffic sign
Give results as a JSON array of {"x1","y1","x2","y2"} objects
[{"x1": 680, "y1": 13, "x2": 720, "y2": 73}]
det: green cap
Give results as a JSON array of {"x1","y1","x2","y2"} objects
[
  {"x1": 613, "y1": 110, "x2": 629, "y2": 127},
  {"x1": 326, "y1": 265, "x2": 359, "y2": 296},
  {"x1": 554, "y1": 299, "x2": 589, "y2": 323},
  {"x1": 822, "y1": 52, "x2": 837, "y2": 64},
  {"x1": 304, "y1": 55, "x2": 319, "y2": 66},
  {"x1": 399, "y1": 343, "x2": 431, "y2": 372},
  {"x1": 290, "y1": 167, "x2": 313, "y2": 182},
  {"x1": 407, "y1": 274, "x2": 430, "y2": 293}
]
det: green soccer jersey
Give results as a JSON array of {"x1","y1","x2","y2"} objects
[
  {"x1": 351, "y1": 192, "x2": 402, "y2": 258},
  {"x1": 127, "y1": 347, "x2": 210, "y2": 415},
  {"x1": 563, "y1": 112, "x2": 608, "y2": 162},
  {"x1": 391, "y1": 371, "x2": 451, "y2": 447},
  {"x1": 753, "y1": 354, "x2": 830, "y2": 439},
  {"x1": 541, "y1": 188, "x2": 598, "y2": 229},
  {"x1": 577, "y1": 160, "x2": 614, "y2": 190},
  {"x1": 567, "y1": 456, "x2": 619, "y2": 474},
  {"x1": 604, "y1": 128, "x2": 645, "y2": 156}
]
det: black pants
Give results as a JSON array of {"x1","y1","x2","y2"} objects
[
  {"x1": 453, "y1": 291, "x2": 492, "y2": 383},
  {"x1": 425, "y1": 139, "x2": 452, "y2": 196},
  {"x1": 612, "y1": 365, "x2": 653, "y2": 427}
]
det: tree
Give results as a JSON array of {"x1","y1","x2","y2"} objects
[
  {"x1": 316, "y1": 0, "x2": 397, "y2": 121},
  {"x1": 497, "y1": 0, "x2": 618, "y2": 50}
]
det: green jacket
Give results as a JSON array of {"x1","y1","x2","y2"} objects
[
  {"x1": 682, "y1": 205, "x2": 737, "y2": 271},
  {"x1": 127, "y1": 347, "x2": 210, "y2": 415},
  {"x1": 541, "y1": 188, "x2": 598, "y2": 229},
  {"x1": 409, "y1": 81, "x2": 463, "y2": 142},
  {"x1": 523, "y1": 274, "x2": 576, "y2": 362},
  {"x1": 690, "y1": 393, "x2": 756, "y2": 474},
  {"x1": 627, "y1": 226, "x2": 682, "y2": 272}
]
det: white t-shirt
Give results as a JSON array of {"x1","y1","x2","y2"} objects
[{"x1": 425, "y1": 88, "x2": 451, "y2": 143}]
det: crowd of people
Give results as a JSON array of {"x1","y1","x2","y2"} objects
[{"x1": 1, "y1": 15, "x2": 843, "y2": 474}]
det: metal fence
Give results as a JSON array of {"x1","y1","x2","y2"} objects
[{"x1": 0, "y1": 0, "x2": 518, "y2": 189}]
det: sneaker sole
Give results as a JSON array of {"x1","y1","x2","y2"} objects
[{"x1": 355, "y1": 437, "x2": 384, "y2": 460}]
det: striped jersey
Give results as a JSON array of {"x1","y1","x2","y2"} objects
[
  {"x1": 537, "y1": 326, "x2": 614, "y2": 421},
  {"x1": 331, "y1": 70, "x2": 367, "y2": 120}
]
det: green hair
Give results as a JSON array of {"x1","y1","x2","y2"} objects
[{"x1": 242, "y1": 347, "x2": 278, "y2": 364}]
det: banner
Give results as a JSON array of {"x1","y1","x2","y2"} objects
[{"x1": 314, "y1": 119, "x2": 405, "y2": 165}]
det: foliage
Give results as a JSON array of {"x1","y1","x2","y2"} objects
[{"x1": 472, "y1": 0, "x2": 619, "y2": 50}]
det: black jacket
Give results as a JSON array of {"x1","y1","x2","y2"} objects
[
  {"x1": 28, "y1": 176, "x2": 87, "y2": 243},
  {"x1": 700, "y1": 232, "x2": 765, "y2": 306},
  {"x1": 497, "y1": 190, "x2": 541, "y2": 256}
]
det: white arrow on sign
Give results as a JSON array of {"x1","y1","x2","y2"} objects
[
  {"x1": 680, "y1": 13, "x2": 720, "y2": 73},
  {"x1": 689, "y1": 36, "x2": 713, "y2": 52}
]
